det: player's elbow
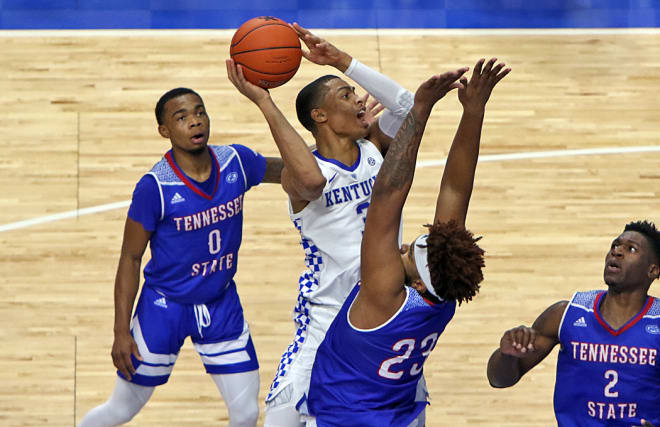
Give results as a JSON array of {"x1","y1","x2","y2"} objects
[{"x1": 298, "y1": 174, "x2": 326, "y2": 200}]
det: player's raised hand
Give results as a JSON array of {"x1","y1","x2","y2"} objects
[
  {"x1": 226, "y1": 58, "x2": 270, "y2": 105},
  {"x1": 634, "y1": 420, "x2": 656, "y2": 427},
  {"x1": 458, "y1": 58, "x2": 510, "y2": 115},
  {"x1": 291, "y1": 23, "x2": 350, "y2": 70},
  {"x1": 413, "y1": 67, "x2": 469, "y2": 111},
  {"x1": 499, "y1": 325, "x2": 537, "y2": 357},
  {"x1": 112, "y1": 331, "x2": 142, "y2": 381},
  {"x1": 359, "y1": 93, "x2": 385, "y2": 127}
]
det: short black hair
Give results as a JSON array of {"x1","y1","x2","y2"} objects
[
  {"x1": 425, "y1": 220, "x2": 485, "y2": 304},
  {"x1": 624, "y1": 220, "x2": 660, "y2": 263},
  {"x1": 155, "y1": 87, "x2": 202, "y2": 125},
  {"x1": 296, "y1": 75, "x2": 340, "y2": 134}
]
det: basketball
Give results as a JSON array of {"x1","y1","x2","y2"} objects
[{"x1": 230, "y1": 16, "x2": 302, "y2": 89}]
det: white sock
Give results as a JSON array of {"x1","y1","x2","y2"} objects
[
  {"x1": 78, "y1": 378, "x2": 154, "y2": 427},
  {"x1": 211, "y1": 370, "x2": 260, "y2": 427}
]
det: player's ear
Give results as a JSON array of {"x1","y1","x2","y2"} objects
[
  {"x1": 311, "y1": 108, "x2": 327, "y2": 125},
  {"x1": 410, "y1": 280, "x2": 425, "y2": 294},
  {"x1": 158, "y1": 124, "x2": 170, "y2": 139},
  {"x1": 649, "y1": 262, "x2": 660, "y2": 281}
]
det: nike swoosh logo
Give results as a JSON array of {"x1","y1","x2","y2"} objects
[{"x1": 328, "y1": 173, "x2": 338, "y2": 183}]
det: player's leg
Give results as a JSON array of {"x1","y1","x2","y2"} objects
[
  {"x1": 79, "y1": 287, "x2": 184, "y2": 426},
  {"x1": 264, "y1": 384, "x2": 305, "y2": 427},
  {"x1": 78, "y1": 378, "x2": 154, "y2": 426},
  {"x1": 192, "y1": 294, "x2": 259, "y2": 427},
  {"x1": 409, "y1": 375, "x2": 429, "y2": 427},
  {"x1": 210, "y1": 370, "x2": 260, "y2": 427},
  {"x1": 265, "y1": 305, "x2": 337, "y2": 427}
]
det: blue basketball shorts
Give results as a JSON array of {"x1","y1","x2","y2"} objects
[{"x1": 118, "y1": 285, "x2": 259, "y2": 387}]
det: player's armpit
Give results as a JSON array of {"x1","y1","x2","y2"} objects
[
  {"x1": 366, "y1": 118, "x2": 393, "y2": 155},
  {"x1": 262, "y1": 157, "x2": 284, "y2": 183}
]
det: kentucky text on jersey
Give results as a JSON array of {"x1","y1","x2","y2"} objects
[
  {"x1": 324, "y1": 175, "x2": 376, "y2": 207},
  {"x1": 173, "y1": 194, "x2": 244, "y2": 232},
  {"x1": 570, "y1": 341, "x2": 657, "y2": 365}
]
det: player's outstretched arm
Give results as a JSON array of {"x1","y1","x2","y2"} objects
[
  {"x1": 434, "y1": 58, "x2": 510, "y2": 226},
  {"x1": 356, "y1": 70, "x2": 467, "y2": 319},
  {"x1": 292, "y1": 22, "x2": 414, "y2": 153},
  {"x1": 112, "y1": 217, "x2": 149, "y2": 380},
  {"x1": 487, "y1": 301, "x2": 567, "y2": 388},
  {"x1": 226, "y1": 59, "x2": 325, "y2": 201}
]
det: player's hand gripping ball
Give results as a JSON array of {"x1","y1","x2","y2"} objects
[{"x1": 230, "y1": 16, "x2": 302, "y2": 89}]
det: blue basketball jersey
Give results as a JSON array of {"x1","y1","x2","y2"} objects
[
  {"x1": 554, "y1": 290, "x2": 660, "y2": 426},
  {"x1": 128, "y1": 144, "x2": 265, "y2": 305},
  {"x1": 307, "y1": 283, "x2": 456, "y2": 426}
]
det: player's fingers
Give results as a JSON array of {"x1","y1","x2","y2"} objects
[
  {"x1": 235, "y1": 64, "x2": 249, "y2": 84},
  {"x1": 511, "y1": 326, "x2": 527, "y2": 352},
  {"x1": 225, "y1": 59, "x2": 237, "y2": 82},
  {"x1": 132, "y1": 342, "x2": 143, "y2": 362},
  {"x1": 472, "y1": 58, "x2": 485, "y2": 79},
  {"x1": 447, "y1": 81, "x2": 464, "y2": 91},
  {"x1": 494, "y1": 67, "x2": 512, "y2": 84},
  {"x1": 489, "y1": 62, "x2": 505, "y2": 79},
  {"x1": 641, "y1": 419, "x2": 655, "y2": 427},
  {"x1": 459, "y1": 76, "x2": 468, "y2": 91},
  {"x1": 370, "y1": 104, "x2": 385, "y2": 116},
  {"x1": 300, "y1": 48, "x2": 313, "y2": 61},
  {"x1": 482, "y1": 58, "x2": 497, "y2": 75}
]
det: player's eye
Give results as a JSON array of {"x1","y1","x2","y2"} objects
[
  {"x1": 177, "y1": 116, "x2": 185, "y2": 121},
  {"x1": 630, "y1": 246, "x2": 637, "y2": 253}
]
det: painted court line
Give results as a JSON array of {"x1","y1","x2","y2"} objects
[{"x1": 1, "y1": 145, "x2": 658, "y2": 233}]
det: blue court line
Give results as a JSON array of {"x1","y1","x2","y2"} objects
[{"x1": 2, "y1": 145, "x2": 659, "y2": 233}]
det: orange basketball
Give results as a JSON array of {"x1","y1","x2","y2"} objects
[{"x1": 230, "y1": 16, "x2": 302, "y2": 89}]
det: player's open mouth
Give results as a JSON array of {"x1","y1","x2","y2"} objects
[
  {"x1": 357, "y1": 108, "x2": 368, "y2": 126},
  {"x1": 606, "y1": 261, "x2": 621, "y2": 273},
  {"x1": 191, "y1": 133, "x2": 205, "y2": 143}
]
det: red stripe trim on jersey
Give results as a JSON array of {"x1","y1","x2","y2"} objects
[
  {"x1": 593, "y1": 291, "x2": 654, "y2": 336},
  {"x1": 165, "y1": 149, "x2": 220, "y2": 200}
]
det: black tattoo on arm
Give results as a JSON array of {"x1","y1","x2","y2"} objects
[{"x1": 372, "y1": 110, "x2": 427, "y2": 198}]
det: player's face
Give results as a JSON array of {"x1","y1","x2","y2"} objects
[
  {"x1": 401, "y1": 239, "x2": 423, "y2": 290},
  {"x1": 158, "y1": 94, "x2": 210, "y2": 155},
  {"x1": 319, "y1": 79, "x2": 369, "y2": 140},
  {"x1": 604, "y1": 231, "x2": 657, "y2": 290}
]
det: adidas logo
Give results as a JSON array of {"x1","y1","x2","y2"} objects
[
  {"x1": 153, "y1": 297, "x2": 168, "y2": 308},
  {"x1": 573, "y1": 316, "x2": 587, "y2": 327},
  {"x1": 170, "y1": 192, "x2": 185, "y2": 204}
]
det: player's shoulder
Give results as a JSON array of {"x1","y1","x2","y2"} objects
[
  {"x1": 645, "y1": 294, "x2": 660, "y2": 317},
  {"x1": 148, "y1": 155, "x2": 178, "y2": 184},
  {"x1": 209, "y1": 144, "x2": 241, "y2": 166},
  {"x1": 568, "y1": 289, "x2": 602, "y2": 309},
  {"x1": 357, "y1": 138, "x2": 383, "y2": 157}
]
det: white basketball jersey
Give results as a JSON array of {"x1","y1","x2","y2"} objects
[{"x1": 290, "y1": 139, "x2": 383, "y2": 308}]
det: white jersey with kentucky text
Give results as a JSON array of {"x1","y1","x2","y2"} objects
[
  {"x1": 266, "y1": 139, "x2": 383, "y2": 402},
  {"x1": 554, "y1": 290, "x2": 660, "y2": 426}
]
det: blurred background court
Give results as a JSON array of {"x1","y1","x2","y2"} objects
[{"x1": 1, "y1": 1, "x2": 659, "y2": 425}]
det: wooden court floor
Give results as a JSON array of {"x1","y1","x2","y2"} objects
[{"x1": 1, "y1": 29, "x2": 659, "y2": 426}]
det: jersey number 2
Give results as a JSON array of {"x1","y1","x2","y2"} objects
[{"x1": 603, "y1": 369, "x2": 618, "y2": 397}]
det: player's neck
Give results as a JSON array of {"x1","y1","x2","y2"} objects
[
  {"x1": 171, "y1": 146, "x2": 213, "y2": 182},
  {"x1": 315, "y1": 133, "x2": 359, "y2": 167},
  {"x1": 600, "y1": 287, "x2": 649, "y2": 329}
]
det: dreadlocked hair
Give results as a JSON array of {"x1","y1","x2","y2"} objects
[
  {"x1": 424, "y1": 220, "x2": 485, "y2": 304},
  {"x1": 624, "y1": 220, "x2": 660, "y2": 263}
]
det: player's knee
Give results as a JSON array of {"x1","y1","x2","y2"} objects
[
  {"x1": 227, "y1": 398, "x2": 258, "y2": 427},
  {"x1": 111, "y1": 405, "x2": 140, "y2": 425}
]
